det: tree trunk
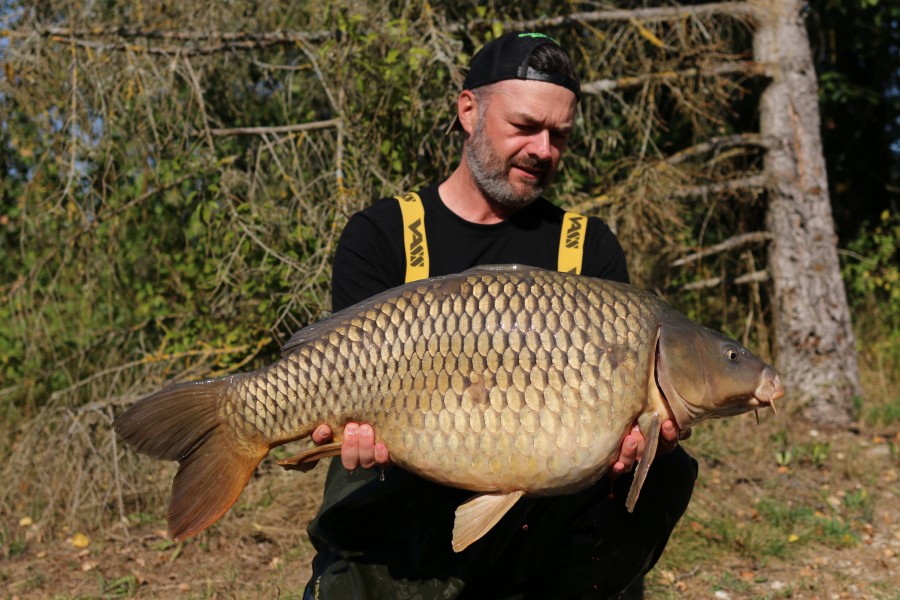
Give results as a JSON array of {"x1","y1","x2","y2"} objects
[{"x1": 754, "y1": 0, "x2": 861, "y2": 425}]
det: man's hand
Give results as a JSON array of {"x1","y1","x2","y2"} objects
[
  {"x1": 312, "y1": 422, "x2": 390, "y2": 470},
  {"x1": 610, "y1": 419, "x2": 685, "y2": 479},
  {"x1": 314, "y1": 417, "x2": 686, "y2": 475}
]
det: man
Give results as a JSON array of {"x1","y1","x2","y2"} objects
[{"x1": 304, "y1": 32, "x2": 697, "y2": 599}]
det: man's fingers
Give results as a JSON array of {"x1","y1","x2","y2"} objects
[
  {"x1": 341, "y1": 423, "x2": 360, "y2": 470},
  {"x1": 326, "y1": 421, "x2": 390, "y2": 471},
  {"x1": 339, "y1": 422, "x2": 390, "y2": 470},
  {"x1": 312, "y1": 424, "x2": 333, "y2": 445},
  {"x1": 613, "y1": 430, "x2": 640, "y2": 477},
  {"x1": 658, "y1": 420, "x2": 679, "y2": 454},
  {"x1": 374, "y1": 442, "x2": 390, "y2": 466},
  {"x1": 357, "y1": 424, "x2": 376, "y2": 468},
  {"x1": 631, "y1": 425, "x2": 646, "y2": 459},
  {"x1": 622, "y1": 436, "x2": 638, "y2": 467},
  {"x1": 613, "y1": 418, "x2": 684, "y2": 479}
]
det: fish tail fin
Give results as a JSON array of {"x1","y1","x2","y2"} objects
[{"x1": 113, "y1": 377, "x2": 267, "y2": 541}]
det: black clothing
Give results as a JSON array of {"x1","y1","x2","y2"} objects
[
  {"x1": 331, "y1": 185, "x2": 629, "y2": 313},
  {"x1": 305, "y1": 186, "x2": 696, "y2": 599}
]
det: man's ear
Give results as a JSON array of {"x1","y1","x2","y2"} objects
[{"x1": 457, "y1": 90, "x2": 478, "y2": 135}]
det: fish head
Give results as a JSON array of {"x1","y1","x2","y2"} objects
[{"x1": 655, "y1": 314, "x2": 784, "y2": 429}]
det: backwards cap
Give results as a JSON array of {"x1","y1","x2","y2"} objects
[{"x1": 463, "y1": 32, "x2": 581, "y2": 100}]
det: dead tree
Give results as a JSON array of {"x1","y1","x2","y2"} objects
[{"x1": 754, "y1": 0, "x2": 861, "y2": 425}]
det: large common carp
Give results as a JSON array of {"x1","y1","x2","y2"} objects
[{"x1": 114, "y1": 265, "x2": 783, "y2": 551}]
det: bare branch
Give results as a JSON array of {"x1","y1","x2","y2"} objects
[
  {"x1": 62, "y1": 43, "x2": 82, "y2": 213},
  {"x1": 666, "y1": 134, "x2": 769, "y2": 165},
  {"x1": 37, "y1": 26, "x2": 331, "y2": 43},
  {"x1": 182, "y1": 57, "x2": 215, "y2": 153},
  {"x1": 679, "y1": 270, "x2": 770, "y2": 291},
  {"x1": 449, "y1": 2, "x2": 758, "y2": 32},
  {"x1": 672, "y1": 232, "x2": 774, "y2": 267},
  {"x1": 2, "y1": 27, "x2": 330, "y2": 55},
  {"x1": 672, "y1": 174, "x2": 767, "y2": 198},
  {"x1": 582, "y1": 61, "x2": 770, "y2": 96},
  {"x1": 41, "y1": 34, "x2": 304, "y2": 56},
  {"x1": 208, "y1": 119, "x2": 341, "y2": 137}
]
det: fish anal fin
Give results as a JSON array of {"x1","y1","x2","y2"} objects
[
  {"x1": 452, "y1": 490, "x2": 524, "y2": 553},
  {"x1": 277, "y1": 442, "x2": 343, "y2": 472},
  {"x1": 625, "y1": 411, "x2": 661, "y2": 513}
]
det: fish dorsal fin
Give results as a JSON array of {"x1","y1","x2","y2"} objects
[
  {"x1": 452, "y1": 490, "x2": 525, "y2": 552},
  {"x1": 625, "y1": 411, "x2": 661, "y2": 512},
  {"x1": 277, "y1": 442, "x2": 343, "y2": 472},
  {"x1": 458, "y1": 264, "x2": 531, "y2": 275}
]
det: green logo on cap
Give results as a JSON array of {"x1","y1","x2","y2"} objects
[{"x1": 518, "y1": 32, "x2": 559, "y2": 45}]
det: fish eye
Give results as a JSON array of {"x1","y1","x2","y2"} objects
[{"x1": 725, "y1": 347, "x2": 739, "y2": 361}]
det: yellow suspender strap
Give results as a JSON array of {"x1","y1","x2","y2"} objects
[
  {"x1": 558, "y1": 211, "x2": 587, "y2": 275},
  {"x1": 395, "y1": 192, "x2": 430, "y2": 283}
]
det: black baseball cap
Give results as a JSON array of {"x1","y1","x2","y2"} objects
[
  {"x1": 463, "y1": 32, "x2": 581, "y2": 100},
  {"x1": 449, "y1": 32, "x2": 580, "y2": 132}
]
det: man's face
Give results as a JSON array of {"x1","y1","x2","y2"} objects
[{"x1": 464, "y1": 79, "x2": 576, "y2": 209}]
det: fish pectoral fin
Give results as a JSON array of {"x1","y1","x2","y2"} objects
[
  {"x1": 277, "y1": 442, "x2": 343, "y2": 472},
  {"x1": 625, "y1": 411, "x2": 661, "y2": 513},
  {"x1": 452, "y1": 490, "x2": 525, "y2": 553}
]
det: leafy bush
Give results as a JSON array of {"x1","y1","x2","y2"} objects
[
  {"x1": 841, "y1": 210, "x2": 900, "y2": 326},
  {"x1": 841, "y1": 210, "x2": 900, "y2": 425}
]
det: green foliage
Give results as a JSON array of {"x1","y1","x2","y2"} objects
[
  {"x1": 0, "y1": 527, "x2": 27, "y2": 560},
  {"x1": 96, "y1": 573, "x2": 138, "y2": 598},
  {"x1": 771, "y1": 430, "x2": 793, "y2": 467},
  {"x1": 864, "y1": 397, "x2": 900, "y2": 427},
  {"x1": 841, "y1": 210, "x2": 900, "y2": 325},
  {"x1": 841, "y1": 210, "x2": 900, "y2": 426},
  {"x1": 689, "y1": 510, "x2": 792, "y2": 559},
  {"x1": 772, "y1": 431, "x2": 836, "y2": 469},
  {"x1": 799, "y1": 441, "x2": 832, "y2": 468},
  {"x1": 755, "y1": 498, "x2": 860, "y2": 549}
]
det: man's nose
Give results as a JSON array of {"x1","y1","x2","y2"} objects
[{"x1": 527, "y1": 130, "x2": 552, "y2": 162}]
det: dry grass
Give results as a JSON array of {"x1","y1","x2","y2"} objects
[
  {"x1": 2, "y1": 461, "x2": 326, "y2": 599},
  {"x1": 2, "y1": 418, "x2": 897, "y2": 599},
  {"x1": 647, "y1": 418, "x2": 899, "y2": 599}
]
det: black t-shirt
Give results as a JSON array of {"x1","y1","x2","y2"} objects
[{"x1": 331, "y1": 184, "x2": 629, "y2": 311}]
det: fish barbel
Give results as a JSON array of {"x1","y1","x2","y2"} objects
[{"x1": 114, "y1": 264, "x2": 784, "y2": 551}]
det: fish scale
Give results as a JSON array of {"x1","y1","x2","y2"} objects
[{"x1": 114, "y1": 264, "x2": 783, "y2": 551}]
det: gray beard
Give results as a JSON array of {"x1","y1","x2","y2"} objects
[{"x1": 465, "y1": 118, "x2": 552, "y2": 210}]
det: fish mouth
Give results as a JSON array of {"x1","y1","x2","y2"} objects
[{"x1": 752, "y1": 368, "x2": 785, "y2": 414}]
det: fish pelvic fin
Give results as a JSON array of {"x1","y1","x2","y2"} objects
[
  {"x1": 625, "y1": 411, "x2": 661, "y2": 512},
  {"x1": 278, "y1": 442, "x2": 343, "y2": 472},
  {"x1": 113, "y1": 377, "x2": 267, "y2": 541},
  {"x1": 452, "y1": 490, "x2": 524, "y2": 553}
]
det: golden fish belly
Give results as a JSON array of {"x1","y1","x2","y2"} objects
[{"x1": 223, "y1": 266, "x2": 664, "y2": 495}]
